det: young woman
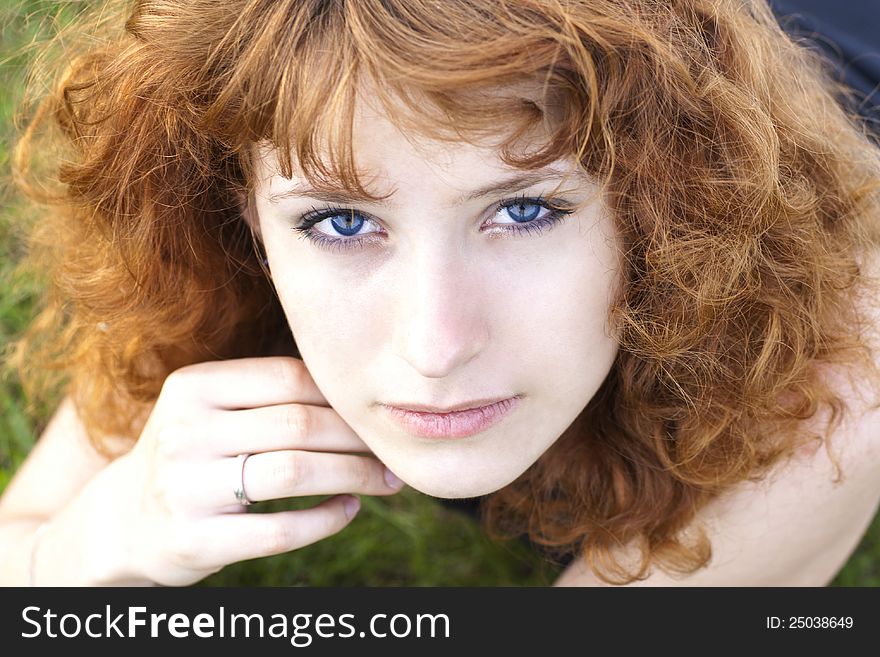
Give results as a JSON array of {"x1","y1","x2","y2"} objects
[{"x1": 2, "y1": 0, "x2": 880, "y2": 587}]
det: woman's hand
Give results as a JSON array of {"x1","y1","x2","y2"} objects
[{"x1": 108, "y1": 356, "x2": 403, "y2": 586}]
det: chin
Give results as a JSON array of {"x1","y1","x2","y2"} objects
[
  {"x1": 394, "y1": 466, "x2": 520, "y2": 499},
  {"x1": 360, "y1": 426, "x2": 540, "y2": 499}
]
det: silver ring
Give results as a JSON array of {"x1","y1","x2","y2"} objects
[{"x1": 234, "y1": 453, "x2": 253, "y2": 506}]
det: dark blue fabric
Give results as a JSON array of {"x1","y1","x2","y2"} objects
[
  {"x1": 769, "y1": 0, "x2": 880, "y2": 135},
  {"x1": 436, "y1": 0, "x2": 880, "y2": 567}
]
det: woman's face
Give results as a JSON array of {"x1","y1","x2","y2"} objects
[{"x1": 248, "y1": 97, "x2": 622, "y2": 498}]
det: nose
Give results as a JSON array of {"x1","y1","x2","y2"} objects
[{"x1": 391, "y1": 245, "x2": 490, "y2": 378}]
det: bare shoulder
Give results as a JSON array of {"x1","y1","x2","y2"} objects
[
  {"x1": 555, "y1": 252, "x2": 880, "y2": 587},
  {"x1": 0, "y1": 394, "x2": 138, "y2": 521},
  {"x1": 557, "y1": 399, "x2": 880, "y2": 586}
]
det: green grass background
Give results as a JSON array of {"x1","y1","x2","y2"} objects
[{"x1": 1, "y1": 0, "x2": 877, "y2": 587}]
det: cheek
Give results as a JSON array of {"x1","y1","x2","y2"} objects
[
  {"x1": 275, "y1": 279, "x2": 374, "y2": 352},
  {"x1": 493, "y1": 228, "x2": 621, "y2": 405},
  {"x1": 268, "y1": 262, "x2": 391, "y2": 400},
  {"x1": 496, "y1": 235, "x2": 620, "y2": 355}
]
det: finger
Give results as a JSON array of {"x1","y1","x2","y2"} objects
[
  {"x1": 198, "y1": 495, "x2": 359, "y2": 565},
  {"x1": 163, "y1": 356, "x2": 328, "y2": 410},
  {"x1": 209, "y1": 450, "x2": 403, "y2": 507},
  {"x1": 205, "y1": 404, "x2": 372, "y2": 457}
]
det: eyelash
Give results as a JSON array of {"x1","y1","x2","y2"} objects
[{"x1": 290, "y1": 194, "x2": 575, "y2": 254}]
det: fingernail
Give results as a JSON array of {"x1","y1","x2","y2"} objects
[
  {"x1": 384, "y1": 467, "x2": 404, "y2": 489},
  {"x1": 343, "y1": 495, "x2": 360, "y2": 520}
]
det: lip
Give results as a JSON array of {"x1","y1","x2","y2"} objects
[{"x1": 380, "y1": 395, "x2": 522, "y2": 439}]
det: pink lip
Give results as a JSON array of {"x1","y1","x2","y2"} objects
[{"x1": 380, "y1": 396, "x2": 521, "y2": 439}]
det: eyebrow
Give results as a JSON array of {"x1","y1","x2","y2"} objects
[{"x1": 266, "y1": 167, "x2": 575, "y2": 206}]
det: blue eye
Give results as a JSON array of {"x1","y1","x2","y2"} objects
[
  {"x1": 327, "y1": 212, "x2": 366, "y2": 237},
  {"x1": 292, "y1": 195, "x2": 574, "y2": 253},
  {"x1": 502, "y1": 200, "x2": 543, "y2": 223}
]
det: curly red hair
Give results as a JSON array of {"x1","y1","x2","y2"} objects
[{"x1": 7, "y1": 0, "x2": 880, "y2": 584}]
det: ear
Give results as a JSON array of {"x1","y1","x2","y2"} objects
[{"x1": 237, "y1": 190, "x2": 263, "y2": 242}]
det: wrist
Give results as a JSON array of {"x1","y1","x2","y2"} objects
[
  {"x1": 82, "y1": 453, "x2": 156, "y2": 586},
  {"x1": 36, "y1": 454, "x2": 155, "y2": 586}
]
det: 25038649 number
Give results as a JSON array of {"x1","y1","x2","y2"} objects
[{"x1": 766, "y1": 617, "x2": 854, "y2": 629}]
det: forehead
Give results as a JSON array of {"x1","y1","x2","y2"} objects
[{"x1": 253, "y1": 81, "x2": 574, "y2": 198}]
